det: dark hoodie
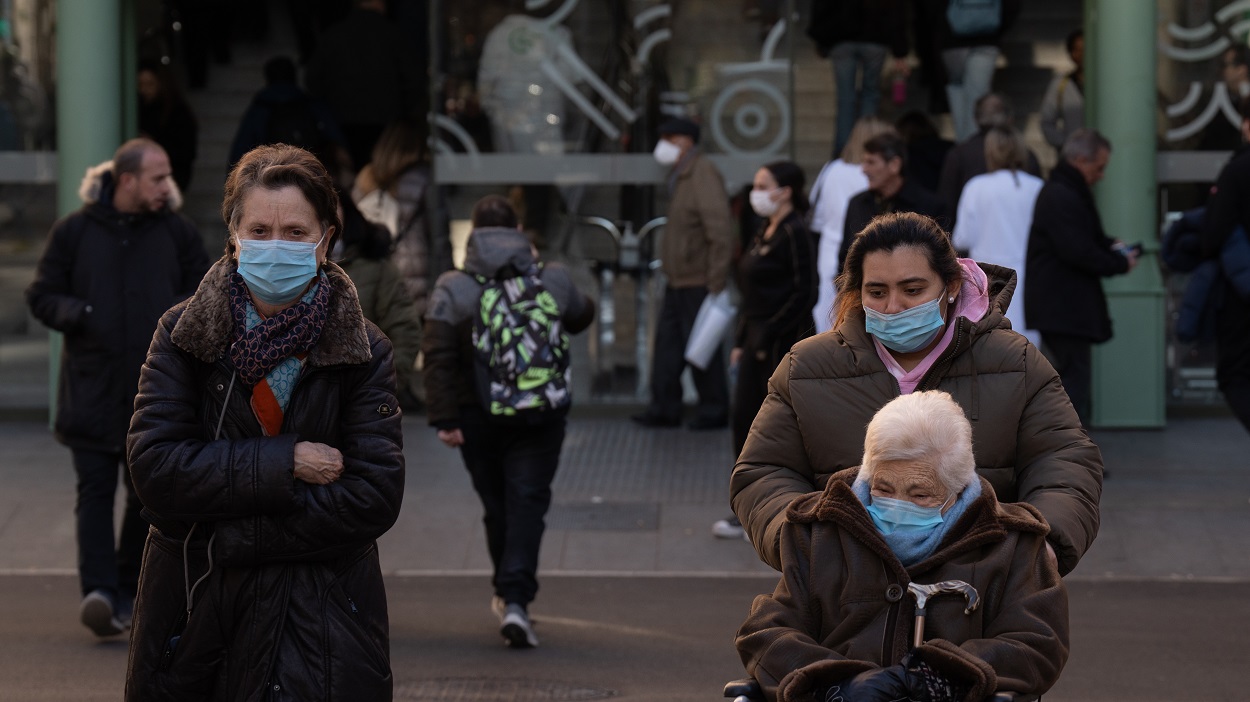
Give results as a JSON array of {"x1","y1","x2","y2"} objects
[{"x1": 421, "y1": 227, "x2": 594, "y2": 428}]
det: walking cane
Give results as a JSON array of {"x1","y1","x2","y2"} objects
[{"x1": 906, "y1": 580, "x2": 980, "y2": 648}]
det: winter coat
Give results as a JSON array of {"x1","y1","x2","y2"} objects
[
  {"x1": 422, "y1": 227, "x2": 594, "y2": 429},
  {"x1": 1024, "y1": 160, "x2": 1130, "y2": 343},
  {"x1": 1039, "y1": 72, "x2": 1084, "y2": 152},
  {"x1": 840, "y1": 180, "x2": 948, "y2": 269},
  {"x1": 806, "y1": 0, "x2": 908, "y2": 58},
  {"x1": 660, "y1": 151, "x2": 735, "y2": 292},
  {"x1": 731, "y1": 263, "x2": 1103, "y2": 576},
  {"x1": 737, "y1": 470, "x2": 1068, "y2": 702},
  {"x1": 305, "y1": 9, "x2": 421, "y2": 127},
  {"x1": 25, "y1": 162, "x2": 210, "y2": 453},
  {"x1": 228, "y1": 82, "x2": 347, "y2": 168},
  {"x1": 337, "y1": 245, "x2": 423, "y2": 401},
  {"x1": 139, "y1": 95, "x2": 198, "y2": 190},
  {"x1": 735, "y1": 211, "x2": 819, "y2": 366},
  {"x1": 124, "y1": 257, "x2": 405, "y2": 701},
  {"x1": 352, "y1": 163, "x2": 453, "y2": 317}
]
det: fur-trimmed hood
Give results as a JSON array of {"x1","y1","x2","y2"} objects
[
  {"x1": 170, "y1": 255, "x2": 372, "y2": 367},
  {"x1": 786, "y1": 467, "x2": 1050, "y2": 575},
  {"x1": 78, "y1": 159, "x2": 184, "y2": 211}
]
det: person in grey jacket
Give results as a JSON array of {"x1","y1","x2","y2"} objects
[
  {"x1": 1039, "y1": 29, "x2": 1085, "y2": 155},
  {"x1": 26, "y1": 138, "x2": 210, "y2": 637},
  {"x1": 423, "y1": 195, "x2": 593, "y2": 648}
]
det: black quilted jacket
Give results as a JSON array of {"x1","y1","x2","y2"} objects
[{"x1": 124, "y1": 257, "x2": 405, "y2": 701}]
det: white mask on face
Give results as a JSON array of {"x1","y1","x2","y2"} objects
[
  {"x1": 749, "y1": 188, "x2": 782, "y2": 218},
  {"x1": 653, "y1": 139, "x2": 682, "y2": 167}
]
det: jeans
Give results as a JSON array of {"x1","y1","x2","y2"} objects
[
  {"x1": 830, "y1": 41, "x2": 889, "y2": 156},
  {"x1": 1040, "y1": 333, "x2": 1093, "y2": 428},
  {"x1": 942, "y1": 46, "x2": 1000, "y2": 142},
  {"x1": 458, "y1": 411, "x2": 565, "y2": 606},
  {"x1": 71, "y1": 449, "x2": 146, "y2": 599},
  {"x1": 647, "y1": 285, "x2": 730, "y2": 423}
]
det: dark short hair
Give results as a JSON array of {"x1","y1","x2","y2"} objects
[
  {"x1": 658, "y1": 117, "x2": 700, "y2": 144},
  {"x1": 471, "y1": 194, "x2": 518, "y2": 229},
  {"x1": 762, "y1": 160, "x2": 810, "y2": 214},
  {"x1": 863, "y1": 132, "x2": 907, "y2": 167},
  {"x1": 264, "y1": 56, "x2": 298, "y2": 85},
  {"x1": 222, "y1": 144, "x2": 342, "y2": 253},
  {"x1": 833, "y1": 212, "x2": 965, "y2": 330},
  {"x1": 113, "y1": 138, "x2": 164, "y2": 180},
  {"x1": 1065, "y1": 28, "x2": 1084, "y2": 57},
  {"x1": 974, "y1": 93, "x2": 1012, "y2": 130}
]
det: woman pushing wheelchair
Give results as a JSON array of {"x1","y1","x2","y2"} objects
[{"x1": 735, "y1": 390, "x2": 1068, "y2": 702}]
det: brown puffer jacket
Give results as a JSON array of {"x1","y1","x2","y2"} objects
[
  {"x1": 737, "y1": 471, "x2": 1069, "y2": 702},
  {"x1": 731, "y1": 263, "x2": 1102, "y2": 576},
  {"x1": 125, "y1": 258, "x2": 405, "y2": 701}
]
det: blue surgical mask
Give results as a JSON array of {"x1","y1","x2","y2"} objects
[
  {"x1": 236, "y1": 235, "x2": 324, "y2": 305},
  {"x1": 863, "y1": 295, "x2": 947, "y2": 353},
  {"x1": 866, "y1": 494, "x2": 948, "y2": 535}
]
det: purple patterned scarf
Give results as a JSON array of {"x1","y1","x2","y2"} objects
[{"x1": 228, "y1": 272, "x2": 330, "y2": 386}]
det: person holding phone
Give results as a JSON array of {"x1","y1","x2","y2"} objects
[{"x1": 1024, "y1": 128, "x2": 1138, "y2": 426}]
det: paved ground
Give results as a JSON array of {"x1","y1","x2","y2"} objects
[{"x1": 0, "y1": 411, "x2": 1248, "y2": 700}]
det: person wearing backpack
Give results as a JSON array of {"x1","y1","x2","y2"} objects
[
  {"x1": 423, "y1": 195, "x2": 594, "y2": 648},
  {"x1": 927, "y1": 0, "x2": 1021, "y2": 141}
]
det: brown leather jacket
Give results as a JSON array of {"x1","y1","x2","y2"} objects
[
  {"x1": 736, "y1": 471, "x2": 1069, "y2": 702},
  {"x1": 659, "y1": 151, "x2": 734, "y2": 291},
  {"x1": 731, "y1": 263, "x2": 1103, "y2": 576}
]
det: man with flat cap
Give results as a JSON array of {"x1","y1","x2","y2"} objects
[{"x1": 633, "y1": 118, "x2": 733, "y2": 430}]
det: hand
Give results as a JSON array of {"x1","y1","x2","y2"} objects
[
  {"x1": 729, "y1": 347, "x2": 744, "y2": 369},
  {"x1": 1125, "y1": 249, "x2": 1141, "y2": 271},
  {"x1": 438, "y1": 428, "x2": 465, "y2": 448},
  {"x1": 892, "y1": 57, "x2": 911, "y2": 77},
  {"x1": 293, "y1": 441, "x2": 344, "y2": 485},
  {"x1": 824, "y1": 665, "x2": 909, "y2": 702}
]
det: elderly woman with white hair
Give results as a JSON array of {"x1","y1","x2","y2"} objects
[{"x1": 735, "y1": 391, "x2": 1069, "y2": 702}]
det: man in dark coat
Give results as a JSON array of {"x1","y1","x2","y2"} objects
[
  {"x1": 936, "y1": 92, "x2": 1042, "y2": 222},
  {"x1": 1200, "y1": 96, "x2": 1250, "y2": 433},
  {"x1": 1025, "y1": 128, "x2": 1137, "y2": 426},
  {"x1": 25, "y1": 138, "x2": 210, "y2": 637},
  {"x1": 840, "y1": 131, "x2": 947, "y2": 269}
]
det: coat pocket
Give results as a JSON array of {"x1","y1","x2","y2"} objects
[{"x1": 324, "y1": 549, "x2": 392, "y2": 702}]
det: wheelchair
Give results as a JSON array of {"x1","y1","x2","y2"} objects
[{"x1": 722, "y1": 677, "x2": 1036, "y2": 702}]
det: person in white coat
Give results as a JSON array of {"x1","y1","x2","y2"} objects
[
  {"x1": 952, "y1": 126, "x2": 1043, "y2": 346},
  {"x1": 809, "y1": 117, "x2": 895, "y2": 333}
]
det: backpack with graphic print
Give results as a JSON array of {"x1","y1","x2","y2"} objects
[{"x1": 471, "y1": 264, "x2": 571, "y2": 418}]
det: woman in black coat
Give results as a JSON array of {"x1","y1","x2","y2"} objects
[
  {"x1": 125, "y1": 145, "x2": 405, "y2": 701},
  {"x1": 713, "y1": 161, "x2": 818, "y2": 539}
]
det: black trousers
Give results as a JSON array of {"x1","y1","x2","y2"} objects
[
  {"x1": 458, "y1": 411, "x2": 565, "y2": 607},
  {"x1": 71, "y1": 449, "x2": 146, "y2": 599},
  {"x1": 646, "y1": 285, "x2": 729, "y2": 423},
  {"x1": 1041, "y1": 333, "x2": 1093, "y2": 427},
  {"x1": 1216, "y1": 280, "x2": 1250, "y2": 432}
]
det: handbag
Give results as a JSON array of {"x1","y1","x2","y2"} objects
[{"x1": 684, "y1": 290, "x2": 737, "y2": 370}]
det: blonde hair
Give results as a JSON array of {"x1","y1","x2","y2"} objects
[
  {"x1": 840, "y1": 117, "x2": 896, "y2": 165},
  {"x1": 984, "y1": 126, "x2": 1028, "y2": 173},
  {"x1": 368, "y1": 118, "x2": 426, "y2": 192},
  {"x1": 860, "y1": 390, "x2": 976, "y2": 498}
]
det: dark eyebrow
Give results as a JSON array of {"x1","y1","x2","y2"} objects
[{"x1": 864, "y1": 277, "x2": 931, "y2": 287}]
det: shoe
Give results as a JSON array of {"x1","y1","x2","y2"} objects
[
  {"x1": 500, "y1": 603, "x2": 539, "y2": 648},
  {"x1": 490, "y1": 595, "x2": 506, "y2": 621},
  {"x1": 712, "y1": 515, "x2": 745, "y2": 539},
  {"x1": 631, "y1": 412, "x2": 680, "y2": 428},
  {"x1": 80, "y1": 590, "x2": 126, "y2": 637},
  {"x1": 687, "y1": 416, "x2": 728, "y2": 430}
]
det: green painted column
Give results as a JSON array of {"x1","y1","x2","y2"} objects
[
  {"x1": 1085, "y1": 0, "x2": 1166, "y2": 427},
  {"x1": 49, "y1": 0, "x2": 124, "y2": 423}
]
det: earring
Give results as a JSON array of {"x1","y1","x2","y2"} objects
[{"x1": 948, "y1": 296, "x2": 955, "y2": 303}]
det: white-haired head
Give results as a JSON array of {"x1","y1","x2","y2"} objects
[{"x1": 860, "y1": 390, "x2": 976, "y2": 498}]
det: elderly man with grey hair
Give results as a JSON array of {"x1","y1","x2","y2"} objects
[
  {"x1": 736, "y1": 391, "x2": 1069, "y2": 702},
  {"x1": 1025, "y1": 127, "x2": 1138, "y2": 427}
]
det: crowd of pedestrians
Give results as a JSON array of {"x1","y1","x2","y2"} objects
[{"x1": 23, "y1": 1, "x2": 1250, "y2": 700}]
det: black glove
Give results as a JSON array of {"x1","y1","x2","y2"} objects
[
  {"x1": 899, "y1": 654, "x2": 969, "y2": 702},
  {"x1": 824, "y1": 665, "x2": 910, "y2": 702}
]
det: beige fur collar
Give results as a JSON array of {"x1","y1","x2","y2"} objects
[{"x1": 170, "y1": 256, "x2": 372, "y2": 367}]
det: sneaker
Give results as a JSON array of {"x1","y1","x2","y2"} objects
[
  {"x1": 500, "y1": 603, "x2": 539, "y2": 648},
  {"x1": 712, "y1": 515, "x2": 745, "y2": 540},
  {"x1": 80, "y1": 590, "x2": 126, "y2": 637},
  {"x1": 490, "y1": 595, "x2": 506, "y2": 621}
]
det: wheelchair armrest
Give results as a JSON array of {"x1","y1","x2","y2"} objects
[{"x1": 723, "y1": 678, "x2": 763, "y2": 700}]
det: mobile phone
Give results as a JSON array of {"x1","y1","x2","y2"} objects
[{"x1": 1114, "y1": 242, "x2": 1143, "y2": 257}]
